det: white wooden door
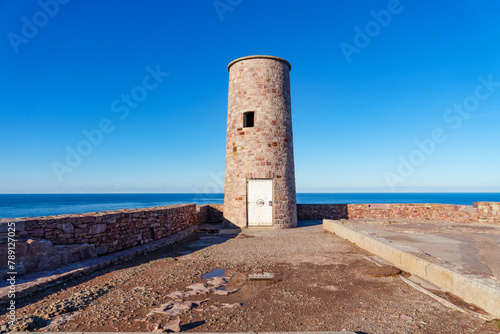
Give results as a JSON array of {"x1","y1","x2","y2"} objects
[{"x1": 247, "y1": 179, "x2": 273, "y2": 226}]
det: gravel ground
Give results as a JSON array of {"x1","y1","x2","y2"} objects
[{"x1": 1, "y1": 221, "x2": 499, "y2": 333}]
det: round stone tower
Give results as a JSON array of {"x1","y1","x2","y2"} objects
[{"x1": 223, "y1": 55, "x2": 297, "y2": 229}]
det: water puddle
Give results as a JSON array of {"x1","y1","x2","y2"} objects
[{"x1": 202, "y1": 268, "x2": 227, "y2": 279}]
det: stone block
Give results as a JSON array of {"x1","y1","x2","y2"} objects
[
  {"x1": 27, "y1": 239, "x2": 52, "y2": 255},
  {"x1": 0, "y1": 221, "x2": 25, "y2": 233},
  {"x1": 84, "y1": 216, "x2": 95, "y2": 223},
  {"x1": 36, "y1": 253, "x2": 62, "y2": 271},
  {"x1": 0, "y1": 247, "x2": 7, "y2": 265},
  {"x1": 16, "y1": 242, "x2": 28, "y2": 258},
  {"x1": 89, "y1": 224, "x2": 107, "y2": 234},
  {"x1": 95, "y1": 245, "x2": 108, "y2": 255},
  {"x1": 29, "y1": 228, "x2": 45, "y2": 237},
  {"x1": 62, "y1": 222, "x2": 74, "y2": 234},
  {"x1": 81, "y1": 244, "x2": 97, "y2": 259}
]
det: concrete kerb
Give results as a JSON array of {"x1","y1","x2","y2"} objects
[
  {"x1": 0, "y1": 226, "x2": 198, "y2": 304},
  {"x1": 323, "y1": 219, "x2": 500, "y2": 318}
]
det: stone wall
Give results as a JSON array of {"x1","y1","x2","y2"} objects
[
  {"x1": 206, "y1": 204, "x2": 224, "y2": 223},
  {"x1": 0, "y1": 204, "x2": 201, "y2": 278},
  {"x1": 2, "y1": 201, "x2": 499, "y2": 278},
  {"x1": 296, "y1": 204, "x2": 347, "y2": 220},
  {"x1": 296, "y1": 202, "x2": 500, "y2": 224},
  {"x1": 196, "y1": 204, "x2": 224, "y2": 224}
]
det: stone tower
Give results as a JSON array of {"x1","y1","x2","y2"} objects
[{"x1": 223, "y1": 55, "x2": 297, "y2": 229}]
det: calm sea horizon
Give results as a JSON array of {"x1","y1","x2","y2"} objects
[{"x1": 1, "y1": 193, "x2": 500, "y2": 219}]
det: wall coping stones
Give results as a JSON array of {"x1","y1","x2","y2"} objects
[{"x1": 0, "y1": 204, "x2": 194, "y2": 224}]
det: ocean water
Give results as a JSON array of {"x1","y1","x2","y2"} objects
[{"x1": 1, "y1": 193, "x2": 500, "y2": 219}]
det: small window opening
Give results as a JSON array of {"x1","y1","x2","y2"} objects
[{"x1": 243, "y1": 111, "x2": 254, "y2": 128}]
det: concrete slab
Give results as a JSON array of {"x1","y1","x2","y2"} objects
[{"x1": 323, "y1": 219, "x2": 500, "y2": 318}]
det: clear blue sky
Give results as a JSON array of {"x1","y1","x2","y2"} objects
[{"x1": 1, "y1": 0, "x2": 500, "y2": 194}]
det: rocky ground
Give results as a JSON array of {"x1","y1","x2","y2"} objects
[{"x1": 1, "y1": 221, "x2": 499, "y2": 333}]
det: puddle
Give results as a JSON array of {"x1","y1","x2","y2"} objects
[{"x1": 203, "y1": 268, "x2": 227, "y2": 279}]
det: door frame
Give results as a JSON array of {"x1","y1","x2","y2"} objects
[{"x1": 246, "y1": 178, "x2": 274, "y2": 227}]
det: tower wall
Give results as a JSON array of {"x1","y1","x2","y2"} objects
[{"x1": 223, "y1": 55, "x2": 297, "y2": 229}]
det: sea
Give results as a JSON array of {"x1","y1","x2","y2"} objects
[{"x1": 1, "y1": 193, "x2": 500, "y2": 219}]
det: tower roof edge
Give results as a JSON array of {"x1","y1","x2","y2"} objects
[{"x1": 227, "y1": 55, "x2": 291, "y2": 71}]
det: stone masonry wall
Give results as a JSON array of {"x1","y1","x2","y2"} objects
[
  {"x1": 2, "y1": 201, "x2": 498, "y2": 278},
  {"x1": 296, "y1": 204, "x2": 348, "y2": 220},
  {"x1": 196, "y1": 204, "x2": 224, "y2": 224},
  {"x1": 0, "y1": 204, "x2": 202, "y2": 278},
  {"x1": 296, "y1": 202, "x2": 500, "y2": 224}
]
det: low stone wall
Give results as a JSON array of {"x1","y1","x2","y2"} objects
[
  {"x1": 2, "y1": 201, "x2": 499, "y2": 278},
  {"x1": 297, "y1": 204, "x2": 347, "y2": 220},
  {"x1": 196, "y1": 204, "x2": 224, "y2": 224},
  {"x1": 297, "y1": 202, "x2": 500, "y2": 224},
  {"x1": 193, "y1": 202, "x2": 500, "y2": 224},
  {"x1": 206, "y1": 204, "x2": 224, "y2": 223},
  {"x1": 0, "y1": 204, "x2": 201, "y2": 278}
]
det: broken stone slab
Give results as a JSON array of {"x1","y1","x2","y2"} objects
[
  {"x1": 151, "y1": 319, "x2": 181, "y2": 333},
  {"x1": 147, "y1": 299, "x2": 209, "y2": 316},
  {"x1": 220, "y1": 302, "x2": 242, "y2": 309},
  {"x1": 186, "y1": 283, "x2": 206, "y2": 291},
  {"x1": 163, "y1": 318, "x2": 181, "y2": 332},
  {"x1": 206, "y1": 276, "x2": 228, "y2": 287},
  {"x1": 166, "y1": 291, "x2": 186, "y2": 299},
  {"x1": 185, "y1": 283, "x2": 214, "y2": 295},
  {"x1": 152, "y1": 323, "x2": 163, "y2": 332},
  {"x1": 214, "y1": 288, "x2": 239, "y2": 296}
]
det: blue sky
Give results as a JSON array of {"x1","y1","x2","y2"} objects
[{"x1": 1, "y1": 0, "x2": 500, "y2": 193}]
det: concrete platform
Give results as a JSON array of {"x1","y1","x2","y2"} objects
[{"x1": 323, "y1": 219, "x2": 500, "y2": 318}]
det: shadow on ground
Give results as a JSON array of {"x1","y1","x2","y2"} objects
[{"x1": 0, "y1": 222, "x2": 238, "y2": 317}]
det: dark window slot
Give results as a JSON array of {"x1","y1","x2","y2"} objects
[{"x1": 243, "y1": 111, "x2": 254, "y2": 128}]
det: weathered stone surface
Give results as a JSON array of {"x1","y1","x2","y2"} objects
[
  {"x1": 0, "y1": 220, "x2": 24, "y2": 233},
  {"x1": 297, "y1": 203, "x2": 500, "y2": 224},
  {"x1": 297, "y1": 204, "x2": 347, "y2": 220},
  {"x1": 214, "y1": 288, "x2": 239, "y2": 296},
  {"x1": 27, "y1": 239, "x2": 52, "y2": 254},
  {"x1": 36, "y1": 253, "x2": 62, "y2": 271},
  {"x1": 5, "y1": 200, "x2": 500, "y2": 281},
  {"x1": 224, "y1": 56, "x2": 297, "y2": 229},
  {"x1": 0, "y1": 204, "x2": 202, "y2": 277},
  {"x1": 30, "y1": 228, "x2": 45, "y2": 237},
  {"x1": 89, "y1": 224, "x2": 106, "y2": 235},
  {"x1": 148, "y1": 299, "x2": 209, "y2": 316},
  {"x1": 162, "y1": 318, "x2": 181, "y2": 333},
  {"x1": 62, "y1": 222, "x2": 74, "y2": 234}
]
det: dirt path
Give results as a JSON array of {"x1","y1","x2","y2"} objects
[{"x1": 2, "y1": 221, "x2": 499, "y2": 333}]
